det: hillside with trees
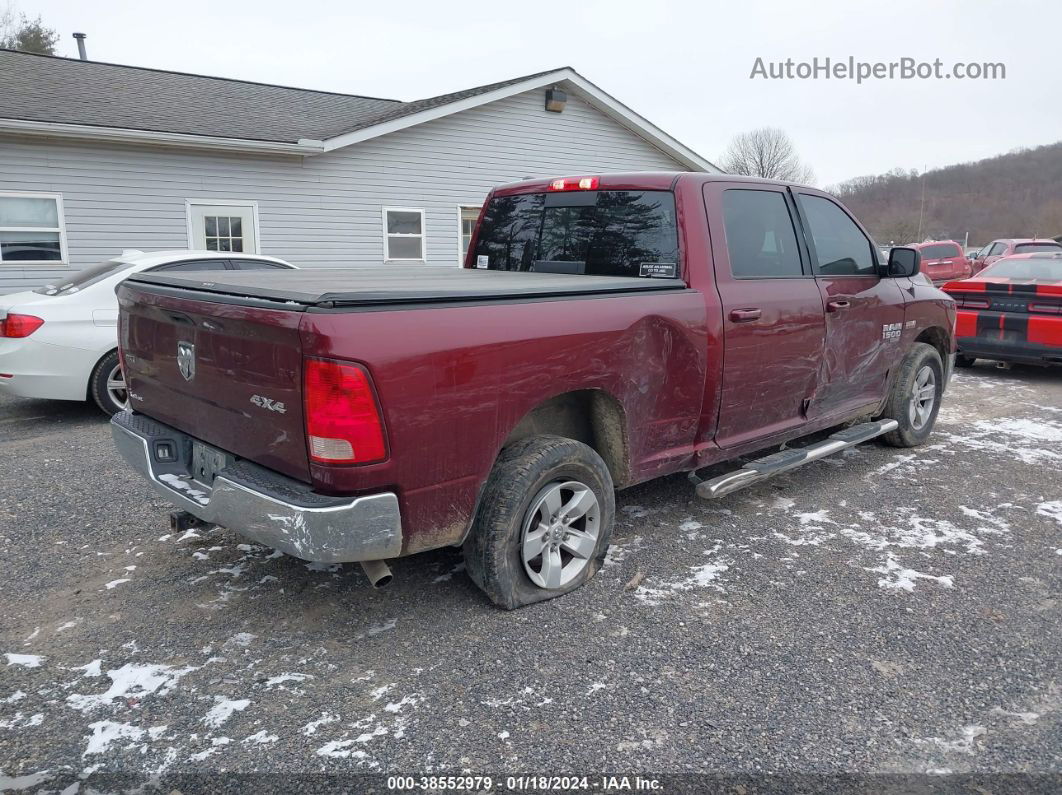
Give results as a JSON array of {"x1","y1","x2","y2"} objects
[{"x1": 829, "y1": 141, "x2": 1062, "y2": 247}]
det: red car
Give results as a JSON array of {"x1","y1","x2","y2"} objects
[
  {"x1": 111, "y1": 172, "x2": 955, "y2": 608},
  {"x1": 970, "y1": 238, "x2": 1062, "y2": 274},
  {"x1": 911, "y1": 240, "x2": 972, "y2": 284},
  {"x1": 942, "y1": 252, "x2": 1062, "y2": 367}
]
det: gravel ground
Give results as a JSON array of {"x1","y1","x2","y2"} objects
[{"x1": 1, "y1": 363, "x2": 1060, "y2": 790}]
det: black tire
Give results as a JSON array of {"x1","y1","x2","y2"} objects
[
  {"x1": 878, "y1": 342, "x2": 944, "y2": 448},
  {"x1": 955, "y1": 354, "x2": 975, "y2": 368},
  {"x1": 463, "y1": 435, "x2": 615, "y2": 610},
  {"x1": 89, "y1": 350, "x2": 127, "y2": 416}
]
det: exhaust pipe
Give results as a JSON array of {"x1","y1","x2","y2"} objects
[
  {"x1": 996, "y1": 361, "x2": 1012, "y2": 370},
  {"x1": 360, "y1": 559, "x2": 393, "y2": 588}
]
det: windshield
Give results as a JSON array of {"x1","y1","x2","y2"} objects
[
  {"x1": 981, "y1": 256, "x2": 1062, "y2": 280},
  {"x1": 472, "y1": 190, "x2": 678, "y2": 278},
  {"x1": 33, "y1": 260, "x2": 132, "y2": 296},
  {"x1": 1014, "y1": 242, "x2": 1062, "y2": 254}
]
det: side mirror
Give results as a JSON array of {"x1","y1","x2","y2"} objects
[{"x1": 887, "y1": 247, "x2": 920, "y2": 277}]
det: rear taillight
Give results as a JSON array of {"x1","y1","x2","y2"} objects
[
  {"x1": 951, "y1": 295, "x2": 990, "y2": 309},
  {"x1": 548, "y1": 176, "x2": 599, "y2": 191},
  {"x1": 0, "y1": 314, "x2": 44, "y2": 338},
  {"x1": 1029, "y1": 302, "x2": 1061, "y2": 315},
  {"x1": 303, "y1": 358, "x2": 387, "y2": 465}
]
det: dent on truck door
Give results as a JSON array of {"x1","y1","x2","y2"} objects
[
  {"x1": 794, "y1": 192, "x2": 906, "y2": 415},
  {"x1": 704, "y1": 183, "x2": 826, "y2": 448}
]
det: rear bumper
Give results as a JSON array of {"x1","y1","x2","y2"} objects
[
  {"x1": 957, "y1": 338, "x2": 1062, "y2": 366},
  {"x1": 0, "y1": 337, "x2": 95, "y2": 401},
  {"x1": 111, "y1": 411, "x2": 402, "y2": 562}
]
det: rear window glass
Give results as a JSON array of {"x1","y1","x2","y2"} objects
[
  {"x1": 473, "y1": 190, "x2": 678, "y2": 278},
  {"x1": 920, "y1": 243, "x2": 961, "y2": 259},
  {"x1": 1014, "y1": 243, "x2": 1062, "y2": 254},
  {"x1": 981, "y1": 256, "x2": 1062, "y2": 280},
  {"x1": 33, "y1": 259, "x2": 131, "y2": 295}
]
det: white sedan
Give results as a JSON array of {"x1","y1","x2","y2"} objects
[{"x1": 0, "y1": 250, "x2": 296, "y2": 415}]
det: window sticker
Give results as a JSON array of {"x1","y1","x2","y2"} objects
[
  {"x1": 639, "y1": 262, "x2": 677, "y2": 278},
  {"x1": 476, "y1": 255, "x2": 489, "y2": 269}
]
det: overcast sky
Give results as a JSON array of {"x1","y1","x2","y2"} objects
[{"x1": 23, "y1": 0, "x2": 1062, "y2": 185}]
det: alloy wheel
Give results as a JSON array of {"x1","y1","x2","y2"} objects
[{"x1": 520, "y1": 480, "x2": 601, "y2": 590}]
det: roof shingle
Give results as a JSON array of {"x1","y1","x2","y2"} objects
[{"x1": 0, "y1": 50, "x2": 567, "y2": 143}]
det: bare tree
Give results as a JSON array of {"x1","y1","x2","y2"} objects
[
  {"x1": 719, "y1": 127, "x2": 815, "y2": 184},
  {"x1": 0, "y1": 4, "x2": 59, "y2": 55}
]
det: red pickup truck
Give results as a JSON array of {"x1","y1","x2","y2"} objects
[{"x1": 112, "y1": 173, "x2": 956, "y2": 609}]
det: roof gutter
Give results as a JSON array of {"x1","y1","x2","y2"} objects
[{"x1": 0, "y1": 117, "x2": 326, "y2": 155}]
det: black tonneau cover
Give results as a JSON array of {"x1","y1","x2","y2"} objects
[{"x1": 125, "y1": 266, "x2": 687, "y2": 308}]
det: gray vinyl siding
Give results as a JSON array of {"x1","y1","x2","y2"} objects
[{"x1": 0, "y1": 89, "x2": 690, "y2": 294}]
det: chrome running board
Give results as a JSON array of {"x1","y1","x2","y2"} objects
[{"x1": 692, "y1": 419, "x2": 899, "y2": 500}]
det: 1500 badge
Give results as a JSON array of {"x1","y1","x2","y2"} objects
[
  {"x1": 250, "y1": 395, "x2": 287, "y2": 413},
  {"x1": 881, "y1": 322, "x2": 903, "y2": 341}
]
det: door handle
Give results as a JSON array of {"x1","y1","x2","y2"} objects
[
  {"x1": 729, "y1": 308, "x2": 762, "y2": 322},
  {"x1": 826, "y1": 299, "x2": 851, "y2": 312}
]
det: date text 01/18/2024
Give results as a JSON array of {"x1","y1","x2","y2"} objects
[{"x1": 385, "y1": 775, "x2": 663, "y2": 791}]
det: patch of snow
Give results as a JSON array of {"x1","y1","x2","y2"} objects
[
  {"x1": 867, "y1": 555, "x2": 954, "y2": 592},
  {"x1": 243, "y1": 730, "x2": 278, "y2": 744},
  {"x1": 316, "y1": 740, "x2": 367, "y2": 759},
  {"x1": 72, "y1": 660, "x2": 102, "y2": 678},
  {"x1": 67, "y1": 662, "x2": 197, "y2": 712},
  {"x1": 913, "y1": 725, "x2": 985, "y2": 755},
  {"x1": 264, "y1": 673, "x2": 312, "y2": 688},
  {"x1": 227, "y1": 632, "x2": 257, "y2": 647},
  {"x1": 302, "y1": 712, "x2": 339, "y2": 736},
  {"x1": 384, "y1": 694, "x2": 420, "y2": 713},
  {"x1": 635, "y1": 546, "x2": 731, "y2": 604},
  {"x1": 201, "y1": 697, "x2": 250, "y2": 728},
  {"x1": 83, "y1": 720, "x2": 146, "y2": 756},
  {"x1": 1036, "y1": 501, "x2": 1062, "y2": 527},
  {"x1": 103, "y1": 578, "x2": 130, "y2": 590},
  {"x1": 5, "y1": 653, "x2": 44, "y2": 668}
]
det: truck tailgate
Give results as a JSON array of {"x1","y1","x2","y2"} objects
[{"x1": 118, "y1": 283, "x2": 310, "y2": 482}]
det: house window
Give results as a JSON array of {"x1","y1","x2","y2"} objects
[
  {"x1": 383, "y1": 208, "x2": 426, "y2": 261},
  {"x1": 205, "y1": 216, "x2": 244, "y2": 252},
  {"x1": 459, "y1": 206, "x2": 481, "y2": 264},
  {"x1": 0, "y1": 192, "x2": 66, "y2": 264}
]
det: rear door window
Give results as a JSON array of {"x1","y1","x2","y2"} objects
[
  {"x1": 721, "y1": 189, "x2": 804, "y2": 278},
  {"x1": 149, "y1": 259, "x2": 229, "y2": 273},
  {"x1": 796, "y1": 194, "x2": 877, "y2": 276},
  {"x1": 230, "y1": 259, "x2": 292, "y2": 270},
  {"x1": 473, "y1": 190, "x2": 678, "y2": 277}
]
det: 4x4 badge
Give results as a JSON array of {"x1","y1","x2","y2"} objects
[{"x1": 176, "y1": 342, "x2": 196, "y2": 381}]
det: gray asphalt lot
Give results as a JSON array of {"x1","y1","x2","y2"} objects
[{"x1": 1, "y1": 363, "x2": 1060, "y2": 790}]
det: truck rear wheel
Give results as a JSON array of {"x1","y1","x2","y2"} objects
[
  {"x1": 463, "y1": 435, "x2": 615, "y2": 609},
  {"x1": 878, "y1": 342, "x2": 943, "y2": 448}
]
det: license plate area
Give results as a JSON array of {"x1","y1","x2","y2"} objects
[{"x1": 191, "y1": 440, "x2": 235, "y2": 487}]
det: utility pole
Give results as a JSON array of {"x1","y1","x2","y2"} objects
[{"x1": 917, "y1": 165, "x2": 927, "y2": 242}]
